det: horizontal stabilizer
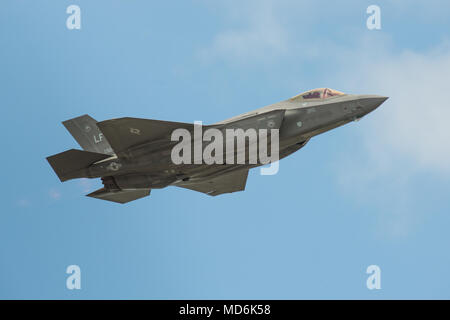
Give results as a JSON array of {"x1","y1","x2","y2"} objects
[
  {"x1": 86, "y1": 188, "x2": 151, "y2": 204},
  {"x1": 46, "y1": 149, "x2": 111, "y2": 182},
  {"x1": 97, "y1": 117, "x2": 194, "y2": 156}
]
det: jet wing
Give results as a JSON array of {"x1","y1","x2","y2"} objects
[
  {"x1": 86, "y1": 187, "x2": 151, "y2": 204},
  {"x1": 96, "y1": 110, "x2": 285, "y2": 157},
  {"x1": 96, "y1": 118, "x2": 194, "y2": 156},
  {"x1": 176, "y1": 169, "x2": 249, "y2": 196}
]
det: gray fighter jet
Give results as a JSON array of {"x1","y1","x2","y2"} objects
[{"x1": 47, "y1": 88, "x2": 387, "y2": 203}]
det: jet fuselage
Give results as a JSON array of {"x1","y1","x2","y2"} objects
[{"x1": 47, "y1": 88, "x2": 387, "y2": 203}]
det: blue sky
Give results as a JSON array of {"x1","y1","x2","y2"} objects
[{"x1": 1, "y1": 0, "x2": 450, "y2": 299}]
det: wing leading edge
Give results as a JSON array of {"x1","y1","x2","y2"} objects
[
  {"x1": 86, "y1": 188, "x2": 151, "y2": 204},
  {"x1": 175, "y1": 169, "x2": 249, "y2": 196}
]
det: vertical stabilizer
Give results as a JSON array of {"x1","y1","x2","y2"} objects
[{"x1": 63, "y1": 114, "x2": 115, "y2": 155}]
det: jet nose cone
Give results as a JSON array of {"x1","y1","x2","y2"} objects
[
  {"x1": 358, "y1": 95, "x2": 388, "y2": 113},
  {"x1": 373, "y1": 96, "x2": 389, "y2": 106}
]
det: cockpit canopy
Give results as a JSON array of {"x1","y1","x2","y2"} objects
[{"x1": 290, "y1": 88, "x2": 345, "y2": 101}]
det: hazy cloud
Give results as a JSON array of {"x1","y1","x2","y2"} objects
[
  {"x1": 17, "y1": 199, "x2": 31, "y2": 207},
  {"x1": 79, "y1": 178, "x2": 94, "y2": 193},
  {"x1": 198, "y1": 0, "x2": 450, "y2": 237},
  {"x1": 331, "y1": 39, "x2": 450, "y2": 237},
  {"x1": 335, "y1": 40, "x2": 450, "y2": 175},
  {"x1": 48, "y1": 188, "x2": 61, "y2": 200},
  {"x1": 198, "y1": 0, "x2": 307, "y2": 65},
  {"x1": 202, "y1": 0, "x2": 450, "y2": 175}
]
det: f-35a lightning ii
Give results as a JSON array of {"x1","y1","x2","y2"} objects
[{"x1": 47, "y1": 88, "x2": 387, "y2": 203}]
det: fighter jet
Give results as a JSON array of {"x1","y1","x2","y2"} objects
[{"x1": 47, "y1": 88, "x2": 387, "y2": 203}]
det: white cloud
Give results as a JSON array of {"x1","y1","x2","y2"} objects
[
  {"x1": 198, "y1": 0, "x2": 299, "y2": 65},
  {"x1": 336, "y1": 41, "x2": 450, "y2": 174},
  {"x1": 198, "y1": 0, "x2": 450, "y2": 237},
  {"x1": 330, "y1": 40, "x2": 450, "y2": 238},
  {"x1": 201, "y1": 0, "x2": 450, "y2": 175}
]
